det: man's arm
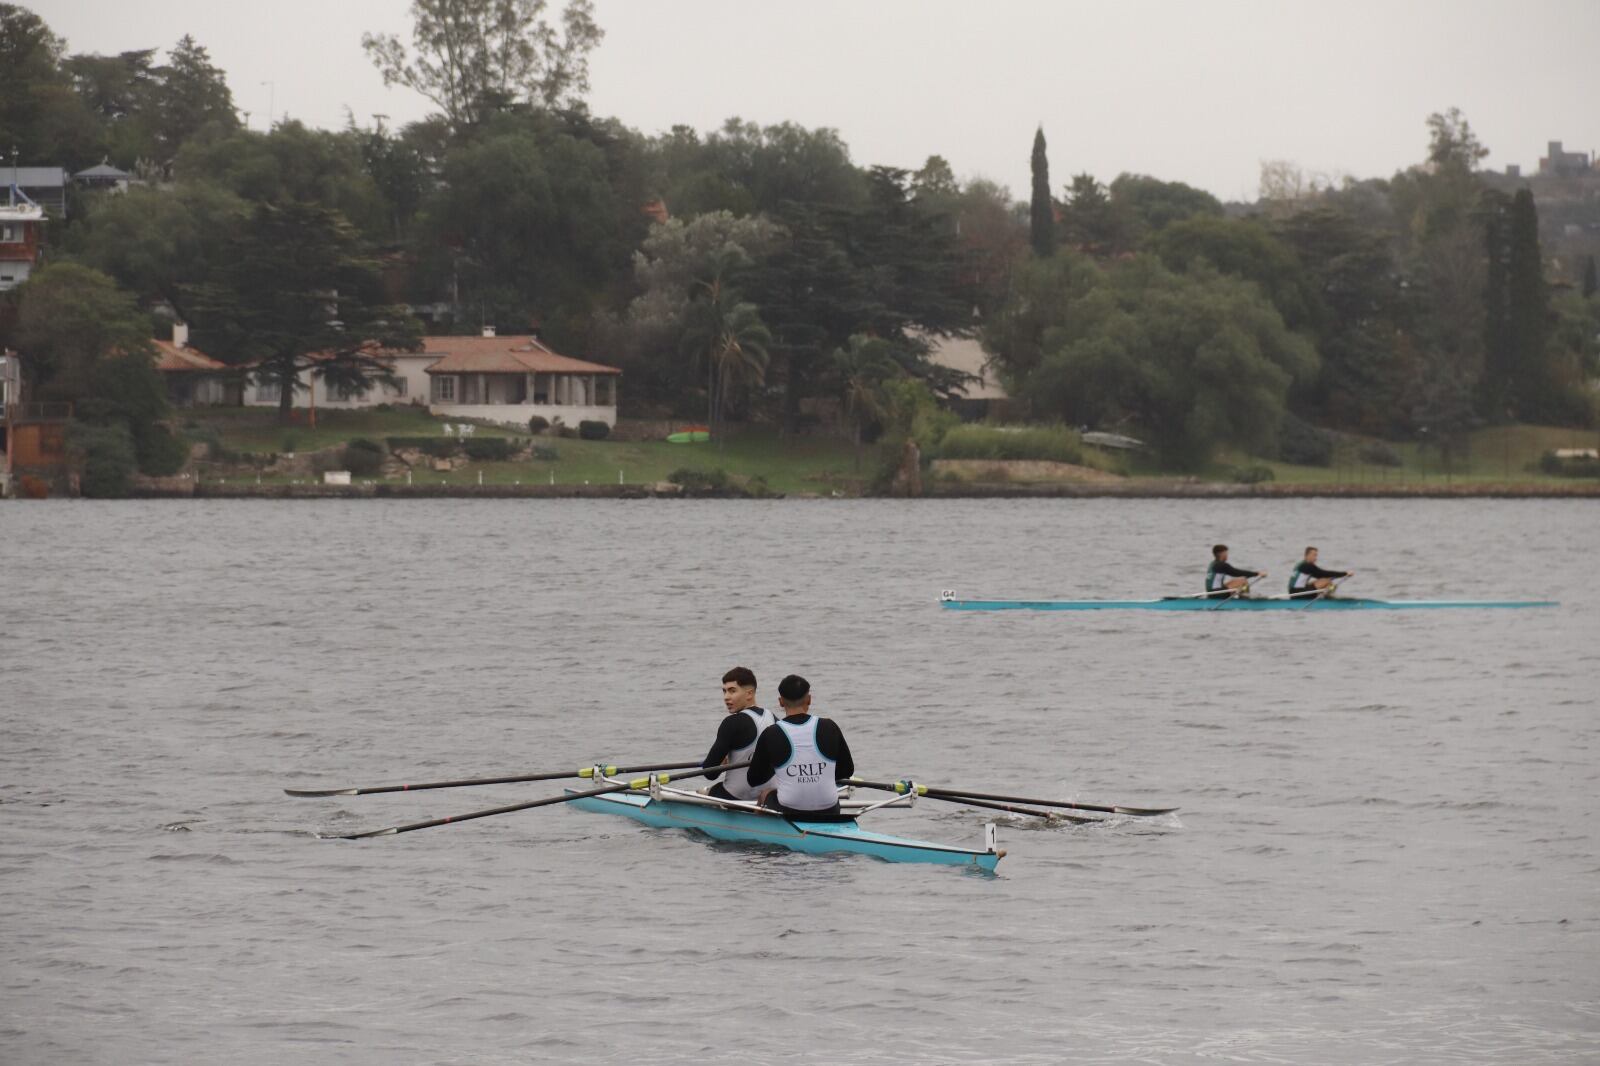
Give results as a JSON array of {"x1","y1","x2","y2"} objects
[
  {"x1": 1304, "y1": 563, "x2": 1350, "y2": 579},
  {"x1": 1215, "y1": 561, "x2": 1262, "y2": 578},
  {"x1": 746, "y1": 725, "x2": 789, "y2": 790},
  {"x1": 817, "y1": 718, "x2": 855, "y2": 781},
  {"x1": 701, "y1": 713, "x2": 757, "y2": 779}
]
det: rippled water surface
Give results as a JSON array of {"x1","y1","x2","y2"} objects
[{"x1": 2, "y1": 498, "x2": 1597, "y2": 1065}]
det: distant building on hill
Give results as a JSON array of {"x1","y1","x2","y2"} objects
[
  {"x1": 1539, "y1": 141, "x2": 1595, "y2": 178},
  {"x1": 1484, "y1": 139, "x2": 1600, "y2": 284},
  {"x1": 0, "y1": 190, "x2": 46, "y2": 292}
]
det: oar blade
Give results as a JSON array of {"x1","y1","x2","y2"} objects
[
  {"x1": 285, "y1": 787, "x2": 359, "y2": 797},
  {"x1": 1112, "y1": 805, "x2": 1179, "y2": 816}
]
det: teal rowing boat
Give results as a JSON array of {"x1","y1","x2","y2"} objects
[
  {"x1": 567, "y1": 784, "x2": 1003, "y2": 871},
  {"x1": 940, "y1": 593, "x2": 1557, "y2": 612}
]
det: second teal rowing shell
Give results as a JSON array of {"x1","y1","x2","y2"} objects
[{"x1": 941, "y1": 596, "x2": 1557, "y2": 612}]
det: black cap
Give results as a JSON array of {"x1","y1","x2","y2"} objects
[{"x1": 777, "y1": 674, "x2": 810, "y2": 702}]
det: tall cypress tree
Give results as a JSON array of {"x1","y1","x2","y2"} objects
[
  {"x1": 1029, "y1": 127, "x2": 1056, "y2": 258},
  {"x1": 1505, "y1": 189, "x2": 1548, "y2": 419},
  {"x1": 1478, "y1": 189, "x2": 1512, "y2": 418},
  {"x1": 1584, "y1": 254, "x2": 1598, "y2": 299}
]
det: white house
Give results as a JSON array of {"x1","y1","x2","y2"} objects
[{"x1": 242, "y1": 328, "x2": 622, "y2": 428}]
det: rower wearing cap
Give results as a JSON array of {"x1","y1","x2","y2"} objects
[
  {"x1": 1289, "y1": 546, "x2": 1353, "y2": 597},
  {"x1": 747, "y1": 674, "x2": 855, "y2": 822},
  {"x1": 700, "y1": 667, "x2": 776, "y2": 801},
  {"x1": 1206, "y1": 544, "x2": 1265, "y2": 598}
]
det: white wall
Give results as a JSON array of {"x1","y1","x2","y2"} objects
[{"x1": 242, "y1": 355, "x2": 435, "y2": 409}]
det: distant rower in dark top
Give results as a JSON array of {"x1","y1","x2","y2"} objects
[
  {"x1": 1289, "y1": 546, "x2": 1353, "y2": 597},
  {"x1": 747, "y1": 674, "x2": 855, "y2": 822},
  {"x1": 1206, "y1": 544, "x2": 1265, "y2": 598},
  {"x1": 701, "y1": 666, "x2": 776, "y2": 802}
]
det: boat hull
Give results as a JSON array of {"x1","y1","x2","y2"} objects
[
  {"x1": 568, "y1": 790, "x2": 1001, "y2": 872},
  {"x1": 941, "y1": 597, "x2": 1557, "y2": 612}
]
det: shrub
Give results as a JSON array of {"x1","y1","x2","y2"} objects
[
  {"x1": 68, "y1": 422, "x2": 137, "y2": 498},
  {"x1": 668, "y1": 467, "x2": 730, "y2": 491},
  {"x1": 529, "y1": 445, "x2": 560, "y2": 461},
  {"x1": 1277, "y1": 413, "x2": 1333, "y2": 467},
  {"x1": 937, "y1": 424, "x2": 1083, "y2": 464},
  {"x1": 464, "y1": 437, "x2": 513, "y2": 461},
  {"x1": 343, "y1": 438, "x2": 386, "y2": 477},
  {"x1": 1233, "y1": 464, "x2": 1276, "y2": 484},
  {"x1": 557, "y1": 424, "x2": 578, "y2": 438},
  {"x1": 528, "y1": 415, "x2": 550, "y2": 434},
  {"x1": 1539, "y1": 451, "x2": 1600, "y2": 478},
  {"x1": 134, "y1": 424, "x2": 190, "y2": 476},
  {"x1": 281, "y1": 434, "x2": 299, "y2": 454},
  {"x1": 578, "y1": 420, "x2": 610, "y2": 441},
  {"x1": 1359, "y1": 441, "x2": 1403, "y2": 467}
]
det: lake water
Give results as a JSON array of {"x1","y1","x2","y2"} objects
[{"x1": 2, "y1": 499, "x2": 1597, "y2": 1065}]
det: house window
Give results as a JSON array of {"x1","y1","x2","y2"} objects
[
  {"x1": 0, "y1": 224, "x2": 19, "y2": 243},
  {"x1": 255, "y1": 382, "x2": 281, "y2": 403},
  {"x1": 389, "y1": 378, "x2": 408, "y2": 397},
  {"x1": 433, "y1": 375, "x2": 456, "y2": 401},
  {"x1": 334, "y1": 383, "x2": 366, "y2": 402}
]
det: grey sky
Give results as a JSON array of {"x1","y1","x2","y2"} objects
[{"x1": 32, "y1": 0, "x2": 1600, "y2": 201}]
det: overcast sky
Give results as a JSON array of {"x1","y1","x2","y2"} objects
[{"x1": 31, "y1": 0, "x2": 1600, "y2": 201}]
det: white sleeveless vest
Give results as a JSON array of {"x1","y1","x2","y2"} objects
[
  {"x1": 772, "y1": 717, "x2": 838, "y2": 811},
  {"x1": 720, "y1": 707, "x2": 776, "y2": 800}
]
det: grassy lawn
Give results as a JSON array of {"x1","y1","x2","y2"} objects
[
  {"x1": 186, "y1": 407, "x2": 874, "y2": 495},
  {"x1": 184, "y1": 407, "x2": 1597, "y2": 492},
  {"x1": 1215, "y1": 424, "x2": 1600, "y2": 485}
]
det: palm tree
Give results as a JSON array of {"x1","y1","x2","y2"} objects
[
  {"x1": 834, "y1": 335, "x2": 902, "y2": 470},
  {"x1": 681, "y1": 274, "x2": 772, "y2": 446}
]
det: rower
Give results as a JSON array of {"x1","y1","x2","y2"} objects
[
  {"x1": 1289, "y1": 546, "x2": 1353, "y2": 597},
  {"x1": 700, "y1": 667, "x2": 776, "y2": 802},
  {"x1": 747, "y1": 674, "x2": 855, "y2": 822},
  {"x1": 1206, "y1": 544, "x2": 1265, "y2": 598}
]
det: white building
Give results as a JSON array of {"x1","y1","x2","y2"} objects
[{"x1": 243, "y1": 329, "x2": 622, "y2": 428}]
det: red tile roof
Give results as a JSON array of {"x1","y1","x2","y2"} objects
[
  {"x1": 152, "y1": 339, "x2": 229, "y2": 372},
  {"x1": 420, "y1": 335, "x2": 621, "y2": 376}
]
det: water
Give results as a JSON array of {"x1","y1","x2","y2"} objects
[{"x1": 1, "y1": 498, "x2": 1596, "y2": 1065}]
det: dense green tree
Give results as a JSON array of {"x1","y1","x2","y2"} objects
[
  {"x1": 175, "y1": 121, "x2": 388, "y2": 237},
  {"x1": 12, "y1": 263, "x2": 186, "y2": 476},
  {"x1": 1425, "y1": 107, "x2": 1488, "y2": 171},
  {"x1": 1060, "y1": 173, "x2": 1130, "y2": 255},
  {"x1": 188, "y1": 202, "x2": 421, "y2": 421},
  {"x1": 70, "y1": 181, "x2": 245, "y2": 318},
  {"x1": 1109, "y1": 174, "x2": 1222, "y2": 235},
  {"x1": 363, "y1": 0, "x2": 603, "y2": 132},
  {"x1": 147, "y1": 35, "x2": 238, "y2": 163},
  {"x1": 1152, "y1": 216, "x2": 1315, "y2": 330},
  {"x1": 14, "y1": 262, "x2": 152, "y2": 400},
  {"x1": 0, "y1": 4, "x2": 101, "y2": 166},
  {"x1": 1029, "y1": 126, "x2": 1055, "y2": 257},
  {"x1": 421, "y1": 126, "x2": 620, "y2": 339},
  {"x1": 987, "y1": 252, "x2": 1316, "y2": 467}
]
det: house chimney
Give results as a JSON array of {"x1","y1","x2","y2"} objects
[
  {"x1": 481, "y1": 325, "x2": 496, "y2": 338},
  {"x1": 173, "y1": 321, "x2": 189, "y2": 349}
]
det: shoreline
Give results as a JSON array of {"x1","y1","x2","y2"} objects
[{"x1": 96, "y1": 480, "x2": 1600, "y2": 500}]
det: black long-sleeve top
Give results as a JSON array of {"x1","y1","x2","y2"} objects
[
  {"x1": 1295, "y1": 562, "x2": 1350, "y2": 580},
  {"x1": 700, "y1": 708, "x2": 766, "y2": 781},
  {"x1": 745, "y1": 714, "x2": 854, "y2": 789},
  {"x1": 1210, "y1": 560, "x2": 1262, "y2": 578}
]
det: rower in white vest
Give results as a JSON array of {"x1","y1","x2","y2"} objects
[
  {"x1": 747, "y1": 674, "x2": 856, "y2": 822},
  {"x1": 701, "y1": 666, "x2": 777, "y2": 801}
]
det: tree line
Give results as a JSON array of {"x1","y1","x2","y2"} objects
[{"x1": 1, "y1": 0, "x2": 1596, "y2": 480}]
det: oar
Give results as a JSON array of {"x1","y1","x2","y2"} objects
[
  {"x1": 326, "y1": 762, "x2": 747, "y2": 840},
  {"x1": 285, "y1": 759, "x2": 704, "y2": 797},
  {"x1": 1288, "y1": 574, "x2": 1352, "y2": 602},
  {"x1": 848, "y1": 778, "x2": 1176, "y2": 817}
]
